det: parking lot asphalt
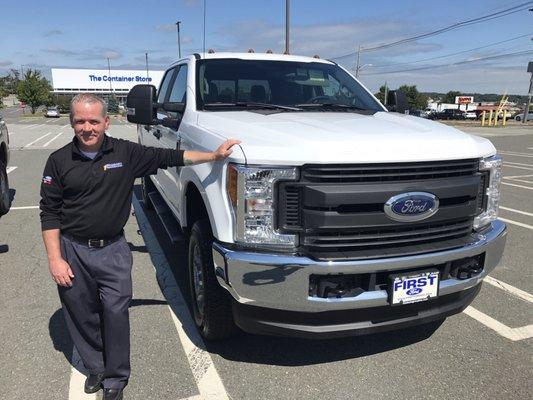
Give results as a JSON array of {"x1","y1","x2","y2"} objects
[{"x1": 0, "y1": 113, "x2": 531, "y2": 400}]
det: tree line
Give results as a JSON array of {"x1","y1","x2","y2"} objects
[{"x1": 0, "y1": 68, "x2": 119, "y2": 114}]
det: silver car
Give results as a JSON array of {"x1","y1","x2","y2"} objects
[
  {"x1": 515, "y1": 113, "x2": 533, "y2": 122},
  {"x1": 45, "y1": 106, "x2": 60, "y2": 118}
]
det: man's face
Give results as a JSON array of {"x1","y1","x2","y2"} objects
[{"x1": 71, "y1": 101, "x2": 110, "y2": 151}]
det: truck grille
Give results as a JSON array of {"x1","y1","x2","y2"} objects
[
  {"x1": 302, "y1": 159, "x2": 479, "y2": 183},
  {"x1": 277, "y1": 159, "x2": 482, "y2": 260}
]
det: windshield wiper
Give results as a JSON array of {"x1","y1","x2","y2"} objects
[
  {"x1": 203, "y1": 102, "x2": 302, "y2": 111},
  {"x1": 295, "y1": 103, "x2": 369, "y2": 111}
]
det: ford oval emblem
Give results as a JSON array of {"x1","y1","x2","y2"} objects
[
  {"x1": 384, "y1": 192, "x2": 439, "y2": 222},
  {"x1": 406, "y1": 287, "x2": 423, "y2": 296}
]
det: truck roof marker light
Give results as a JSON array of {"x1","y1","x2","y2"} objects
[
  {"x1": 247, "y1": 48, "x2": 255, "y2": 53},
  {"x1": 208, "y1": 48, "x2": 216, "y2": 54},
  {"x1": 313, "y1": 55, "x2": 320, "y2": 59},
  {"x1": 266, "y1": 49, "x2": 273, "y2": 54},
  {"x1": 227, "y1": 165, "x2": 238, "y2": 207}
]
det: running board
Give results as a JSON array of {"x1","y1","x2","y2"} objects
[{"x1": 147, "y1": 191, "x2": 186, "y2": 244}]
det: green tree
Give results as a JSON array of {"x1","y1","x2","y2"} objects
[
  {"x1": 443, "y1": 90, "x2": 461, "y2": 104},
  {"x1": 374, "y1": 85, "x2": 388, "y2": 103},
  {"x1": 17, "y1": 69, "x2": 52, "y2": 114},
  {"x1": 107, "y1": 94, "x2": 119, "y2": 114},
  {"x1": 0, "y1": 81, "x2": 7, "y2": 109},
  {"x1": 397, "y1": 85, "x2": 428, "y2": 111}
]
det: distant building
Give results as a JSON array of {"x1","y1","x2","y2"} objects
[{"x1": 50, "y1": 68, "x2": 165, "y2": 104}]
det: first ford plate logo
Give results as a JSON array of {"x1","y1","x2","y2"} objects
[{"x1": 384, "y1": 192, "x2": 439, "y2": 222}]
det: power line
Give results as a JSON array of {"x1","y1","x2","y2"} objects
[
  {"x1": 363, "y1": 50, "x2": 533, "y2": 75},
  {"x1": 370, "y1": 33, "x2": 533, "y2": 69},
  {"x1": 330, "y1": 1, "x2": 533, "y2": 60}
]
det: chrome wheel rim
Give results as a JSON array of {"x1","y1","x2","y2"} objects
[{"x1": 192, "y1": 244, "x2": 205, "y2": 319}]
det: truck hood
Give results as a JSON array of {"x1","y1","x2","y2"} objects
[{"x1": 197, "y1": 111, "x2": 496, "y2": 165}]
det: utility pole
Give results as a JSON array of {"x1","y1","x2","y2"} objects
[
  {"x1": 145, "y1": 52, "x2": 149, "y2": 78},
  {"x1": 285, "y1": 0, "x2": 290, "y2": 54},
  {"x1": 355, "y1": 45, "x2": 362, "y2": 78},
  {"x1": 523, "y1": 61, "x2": 533, "y2": 123},
  {"x1": 107, "y1": 57, "x2": 113, "y2": 93},
  {"x1": 176, "y1": 21, "x2": 182, "y2": 58}
]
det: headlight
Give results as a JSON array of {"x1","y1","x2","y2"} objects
[
  {"x1": 474, "y1": 155, "x2": 502, "y2": 230},
  {"x1": 227, "y1": 164, "x2": 298, "y2": 248}
]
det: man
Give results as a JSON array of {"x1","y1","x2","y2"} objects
[{"x1": 40, "y1": 93, "x2": 240, "y2": 400}]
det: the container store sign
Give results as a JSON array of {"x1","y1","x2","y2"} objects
[
  {"x1": 455, "y1": 96, "x2": 474, "y2": 105},
  {"x1": 51, "y1": 68, "x2": 164, "y2": 91}
]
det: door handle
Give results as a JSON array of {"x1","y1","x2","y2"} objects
[{"x1": 153, "y1": 129, "x2": 162, "y2": 139}]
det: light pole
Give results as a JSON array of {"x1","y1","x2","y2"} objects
[
  {"x1": 356, "y1": 63, "x2": 372, "y2": 78},
  {"x1": 176, "y1": 21, "x2": 182, "y2": 58},
  {"x1": 285, "y1": 0, "x2": 290, "y2": 54},
  {"x1": 107, "y1": 57, "x2": 113, "y2": 93}
]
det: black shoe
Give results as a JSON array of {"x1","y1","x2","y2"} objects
[
  {"x1": 104, "y1": 388, "x2": 124, "y2": 400},
  {"x1": 84, "y1": 373, "x2": 104, "y2": 394}
]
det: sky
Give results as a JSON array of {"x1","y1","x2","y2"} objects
[{"x1": 1, "y1": 0, "x2": 532, "y2": 94}]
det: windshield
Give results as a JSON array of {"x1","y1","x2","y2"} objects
[{"x1": 196, "y1": 59, "x2": 383, "y2": 112}]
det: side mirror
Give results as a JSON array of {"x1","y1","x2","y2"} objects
[
  {"x1": 126, "y1": 84, "x2": 157, "y2": 124},
  {"x1": 386, "y1": 90, "x2": 408, "y2": 113}
]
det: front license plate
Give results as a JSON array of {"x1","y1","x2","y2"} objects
[{"x1": 389, "y1": 270, "x2": 439, "y2": 305}]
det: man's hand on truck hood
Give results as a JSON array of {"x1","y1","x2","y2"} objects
[
  {"x1": 213, "y1": 139, "x2": 242, "y2": 161},
  {"x1": 183, "y1": 139, "x2": 241, "y2": 165}
]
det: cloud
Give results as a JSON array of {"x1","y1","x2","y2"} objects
[
  {"x1": 42, "y1": 47, "x2": 78, "y2": 57},
  {"x1": 0, "y1": 60, "x2": 13, "y2": 67},
  {"x1": 44, "y1": 29, "x2": 63, "y2": 37},
  {"x1": 156, "y1": 24, "x2": 176, "y2": 32},
  {"x1": 77, "y1": 48, "x2": 123, "y2": 60}
]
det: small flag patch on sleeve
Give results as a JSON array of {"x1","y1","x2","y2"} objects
[{"x1": 42, "y1": 176, "x2": 53, "y2": 185}]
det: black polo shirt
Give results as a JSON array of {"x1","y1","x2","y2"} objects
[{"x1": 40, "y1": 135, "x2": 184, "y2": 239}]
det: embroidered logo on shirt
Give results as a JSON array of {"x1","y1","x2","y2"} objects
[
  {"x1": 103, "y1": 162, "x2": 123, "y2": 171},
  {"x1": 42, "y1": 176, "x2": 53, "y2": 185}
]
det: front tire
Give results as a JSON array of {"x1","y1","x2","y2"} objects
[
  {"x1": 188, "y1": 219, "x2": 236, "y2": 340},
  {"x1": 0, "y1": 161, "x2": 11, "y2": 216}
]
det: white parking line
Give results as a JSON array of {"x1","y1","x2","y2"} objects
[
  {"x1": 501, "y1": 182, "x2": 533, "y2": 190},
  {"x1": 484, "y1": 276, "x2": 533, "y2": 303},
  {"x1": 6, "y1": 166, "x2": 17, "y2": 174},
  {"x1": 69, "y1": 348, "x2": 98, "y2": 400},
  {"x1": 500, "y1": 151, "x2": 533, "y2": 158},
  {"x1": 132, "y1": 196, "x2": 229, "y2": 400},
  {"x1": 28, "y1": 123, "x2": 46, "y2": 130},
  {"x1": 503, "y1": 164, "x2": 533, "y2": 171},
  {"x1": 43, "y1": 132, "x2": 63, "y2": 147},
  {"x1": 503, "y1": 161, "x2": 533, "y2": 168},
  {"x1": 23, "y1": 132, "x2": 53, "y2": 147},
  {"x1": 504, "y1": 174, "x2": 533, "y2": 179},
  {"x1": 463, "y1": 307, "x2": 533, "y2": 341},
  {"x1": 505, "y1": 178, "x2": 533, "y2": 184},
  {"x1": 499, "y1": 206, "x2": 533, "y2": 217},
  {"x1": 10, "y1": 206, "x2": 39, "y2": 210},
  {"x1": 499, "y1": 217, "x2": 533, "y2": 230}
]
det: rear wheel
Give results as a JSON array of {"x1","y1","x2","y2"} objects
[
  {"x1": 0, "y1": 161, "x2": 10, "y2": 216},
  {"x1": 141, "y1": 176, "x2": 154, "y2": 210},
  {"x1": 188, "y1": 219, "x2": 236, "y2": 340}
]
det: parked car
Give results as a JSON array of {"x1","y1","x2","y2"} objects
[
  {"x1": 515, "y1": 113, "x2": 533, "y2": 122},
  {"x1": 127, "y1": 52, "x2": 506, "y2": 340},
  {"x1": 411, "y1": 109, "x2": 429, "y2": 118},
  {"x1": 428, "y1": 109, "x2": 466, "y2": 120},
  {"x1": 0, "y1": 113, "x2": 10, "y2": 215},
  {"x1": 463, "y1": 111, "x2": 477, "y2": 120},
  {"x1": 45, "y1": 106, "x2": 60, "y2": 118}
]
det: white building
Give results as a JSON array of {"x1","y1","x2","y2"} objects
[{"x1": 51, "y1": 68, "x2": 165, "y2": 104}]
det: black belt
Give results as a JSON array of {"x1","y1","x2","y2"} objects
[{"x1": 62, "y1": 231, "x2": 123, "y2": 248}]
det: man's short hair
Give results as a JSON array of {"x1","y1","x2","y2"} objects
[{"x1": 70, "y1": 93, "x2": 108, "y2": 121}]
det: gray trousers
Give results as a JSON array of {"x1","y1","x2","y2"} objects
[{"x1": 58, "y1": 234, "x2": 133, "y2": 390}]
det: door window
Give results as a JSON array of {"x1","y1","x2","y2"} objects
[{"x1": 168, "y1": 65, "x2": 188, "y2": 104}]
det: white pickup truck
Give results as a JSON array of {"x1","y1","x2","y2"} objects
[{"x1": 126, "y1": 52, "x2": 507, "y2": 340}]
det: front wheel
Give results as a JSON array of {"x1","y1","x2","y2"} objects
[
  {"x1": 188, "y1": 219, "x2": 236, "y2": 340},
  {"x1": 0, "y1": 161, "x2": 11, "y2": 216}
]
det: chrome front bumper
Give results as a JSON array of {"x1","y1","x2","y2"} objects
[{"x1": 212, "y1": 220, "x2": 507, "y2": 313}]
